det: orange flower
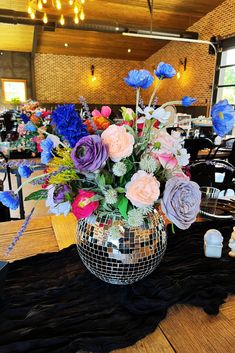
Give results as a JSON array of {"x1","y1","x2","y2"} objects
[{"x1": 84, "y1": 116, "x2": 111, "y2": 133}]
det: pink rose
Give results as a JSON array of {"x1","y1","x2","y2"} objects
[
  {"x1": 126, "y1": 170, "x2": 160, "y2": 208},
  {"x1": 72, "y1": 190, "x2": 99, "y2": 220},
  {"x1": 155, "y1": 152, "x2": 178, "y2": 169},
  {"x1": 101, "y1": 125, "x2": 134, "y2": 162}
]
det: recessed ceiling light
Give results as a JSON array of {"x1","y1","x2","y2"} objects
[
  {"x1": 64, "y1": 43, "x2": 69, "y2": 47},
  {"x1": 128, "y1": 48, "x2": 131, "y2": 53}
]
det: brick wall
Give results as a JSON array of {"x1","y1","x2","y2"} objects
[
  {"x1": 143, "y1": 0, "x2": 235, "y2": 107},
  {"x1": 34, "y1": 54, "x2": 142, "y2": 105}
]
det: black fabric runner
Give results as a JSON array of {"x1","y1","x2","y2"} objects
[{"x1": 0, "y1": 219, "x2": 235, "y2": 353}]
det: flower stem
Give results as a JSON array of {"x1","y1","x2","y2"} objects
[
  {"x1": 135, "y1": 88, "x2": 140, "y2": 130},
  {"x1": 148, "y1": 80, "x2": 161, "y2": 107},
  {"x1": 38, "y1": 128, "x2": 67, "y2": 148},
  {"x1": 15, "y1": 172, "x2": 51, "y2": 194}
]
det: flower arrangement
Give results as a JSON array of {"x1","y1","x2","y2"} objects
[{"x1": 0, "y1": 62, "x2": 234, "y2": 254}]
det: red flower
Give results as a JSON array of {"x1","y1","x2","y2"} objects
[{"x1": 72, "y1": 190, "x2": 99, "y2": 220}]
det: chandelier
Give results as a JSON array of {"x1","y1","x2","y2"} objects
[{"x1": 27, "y1": 0, "x2": 86, "y2": 25}]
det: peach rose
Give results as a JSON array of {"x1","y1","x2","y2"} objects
[
  {"x1": 101, "y1": 125, "x2": 134, "y2": 162},
  {"x1": 126, "y1": 170, "x2": 160, "y2": 208}
]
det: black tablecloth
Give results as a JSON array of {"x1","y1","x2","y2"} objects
[{"x1": 0, "y1": 219, "x2": 235, "y2": 353}]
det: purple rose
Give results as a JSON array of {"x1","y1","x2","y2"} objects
[
  {"x1": 161, "y1": 177, "x2": 201, "y2": 230},
  {"x1": 71, "y1": 135, "x2": 108, "y2": 172},
  {"x1": 53, "y1": 184, "x2": 71, "y2": 203}
]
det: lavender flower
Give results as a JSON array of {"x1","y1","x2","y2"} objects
[
  {"x1": 6, "y1": 207, "x2": 35, "y2": 255},
  {"x1": 0, "y1": 191, "x2": 19, "y2": 210},
  {"x1": 161, "y1": 177, "x2": 201, "y2": 230},
  {"x1": 71, "y1": 135, "x2": 108, "y2": 172}
]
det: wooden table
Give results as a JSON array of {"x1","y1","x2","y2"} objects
[
  {"x1": 1, "y1": 215, "x2": 235, "y2": 353},
  {"x1": 198, "y1": 148, "x2": 231, "y2": 160}
]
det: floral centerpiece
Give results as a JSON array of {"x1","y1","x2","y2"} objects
[{"x1": 0, "y1": 62, "x2": 234, "y2": 284}]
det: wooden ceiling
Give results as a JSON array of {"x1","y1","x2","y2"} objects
[{"x1": 0, "y1": 0, "x2": 226, "y2": 60}]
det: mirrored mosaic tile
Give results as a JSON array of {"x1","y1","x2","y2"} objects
[{"x1": 77, "y1": 212, "x2": 167, "y2": 285}]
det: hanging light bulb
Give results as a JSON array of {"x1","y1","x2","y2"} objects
[
  {"x1": 43, "y1": 12, "x2": 48, "y2": 24},
  {"x1": 177, "y1": 71, "x2": 181, "y2": 79},
  {"x1": 28, "y1": 6, "x2": 32, "y2": 14},
  {"x1": 74, "y1": 4, "x2": 79, "y2": 14},
  {"x1": 74, "y1": 14, "x2": 79, "y2": 24},
  {"x1": 80, "y1": 9, "x2": 85, "y2": 21},
  {"x1": 69, "y1": 0, "x2": 74, "y2": 5},
  {"x1": 56, "y1": 0, "x2": 62, "y2": 10},
  {"x1": 42, "y1": 0, "x2": 47, "y2": 3},
  {"x1": 38, "y1": 0, "x2": 43, "y2": 10},
  {"x1": 60, "y1": 14, "x2": 65, "y2": 25},
  {"x1": 30, "y1": 12, "x2": 35, "y2": 19},
  {"x1": 81, "y1": 0, "x2": 85, "y2": 4}
]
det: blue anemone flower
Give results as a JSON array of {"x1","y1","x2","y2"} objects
[
  {"x1": 154, "y1": 62, "x2": 176, "y2": 79},
  {"x1": 18, "y1": 165, "x2": 33, "y2": 178},
  {"x1": 0, "y1": 191, "x2": 19, "y2": 210},
  {"x1": 25, "y1": 121, "x2": 37, "y2": 132},
  {"x1": 211, "y1": 100, "x2": 235, "y2": 137},
  {"x1": 20, "y1": 113, "x2": 30, "y2": 124},
  {"x1": 41, "y1": 137, "x2": 54, "y2": 164},
  {"x1": 182, "y1": 96, "x2": 197, "y2": 107},
  {"x1": 124, "y1": 69, "x2": 154, "y2": 89},
  {"x1": 51, "y1": 104, "x2": 88, "y2": 148}
]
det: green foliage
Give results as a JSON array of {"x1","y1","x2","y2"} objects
[
  {"x1": 25, "y1": 190, "x2": 48, "y2": 201},
  {"x1": 117, "y1": 196, "x2": 128, "y2": 220}
]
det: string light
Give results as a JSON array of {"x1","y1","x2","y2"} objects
[
  {"x1": 43, "y1": 12, "x2": 48, "y2": 23},
  {"x1": 74, "y1": 14, "x2": 79, "y2": 24},
  {"x1": 60, "y1": 14, "x2": 65, "y2": 25},
  {"x1": 56, "y1": 0, "x2": 61, "y2": 10},
  {"x1": 80, "y1": 9, "x2": 85, "y2": 20},
  {"x1": 74, "y1": 4, "x2": 79, "y2": 14},
  {"x1": 38, "y1": 0, "x2": 43, "y2": 10},
  {"x1": 27, "y1": 1, "x2": 87, "y2": 25}
]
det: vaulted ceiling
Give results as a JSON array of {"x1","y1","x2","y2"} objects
[{"x1": 0, "y1": 0, "x2": 226, "y2": 60}]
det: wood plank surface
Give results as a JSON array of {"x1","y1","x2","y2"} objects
[
  {"x1": 0, "y1": 216, "x2": 58, "y2": 262},
  {"x1": 113, "y1": 327, "x2": 175, "y2": 353},
  {"x1": 51, "y1": 213, "x2": 77, "y2": 250},
  {"x1": 159, "y1": 304, "x2": 235, "y2": 353},
  {"x1": 0, "y1": 215, "x2": 235, "y2": 353}
]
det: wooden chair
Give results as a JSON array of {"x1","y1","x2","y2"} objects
[
  {"x1": 189, "y1": 159, "x2": 235, "y2": 195},
  {"x1": 184, "y1": 138, "x2": 214, "y2": 162},
  {"x1": 212, "y1": 138, "x2": 235, "y2": 166}
]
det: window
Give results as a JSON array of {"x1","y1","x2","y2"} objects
[
  {"x1": 1, "y1": 79, "x2": 27, "y2": 103},
  {"x1": 213, "y1": 37, "x2": 235, "y2": 106}
]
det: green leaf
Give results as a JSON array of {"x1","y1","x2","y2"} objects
[
  {"x1": 25, "y1": 189, "x2": 48, "y2": 201},
  {"x1": 124, "y1": 159, "x2": 134, "y2": 173},
  {"x1": 96, "y1": 174, "x2": 106, "y2": 188},
  {"x1": 116, "y1": 187, "x2": 126, "y2": 193},
  {"x1": 89, "y1": 195, "x2": 104, "y2": 202},
  {"x1": 117, "y1": 196, "x2": 128, "y2": 220}
]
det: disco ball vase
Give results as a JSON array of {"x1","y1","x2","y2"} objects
[{"x1": 76, "y1": 211, "x2": 167, "y2": 285}]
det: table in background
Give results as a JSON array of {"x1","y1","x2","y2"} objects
[{"x1": 0, "y1": 214, "x2": 234, "y2": 353}]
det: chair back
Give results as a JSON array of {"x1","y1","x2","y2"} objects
[
  {"x1": 184, "y1": 138, "x2": 213, "y2": 161},
  {"x1": 189, "y1": 159, "x2": 235, "y2": 194}
]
